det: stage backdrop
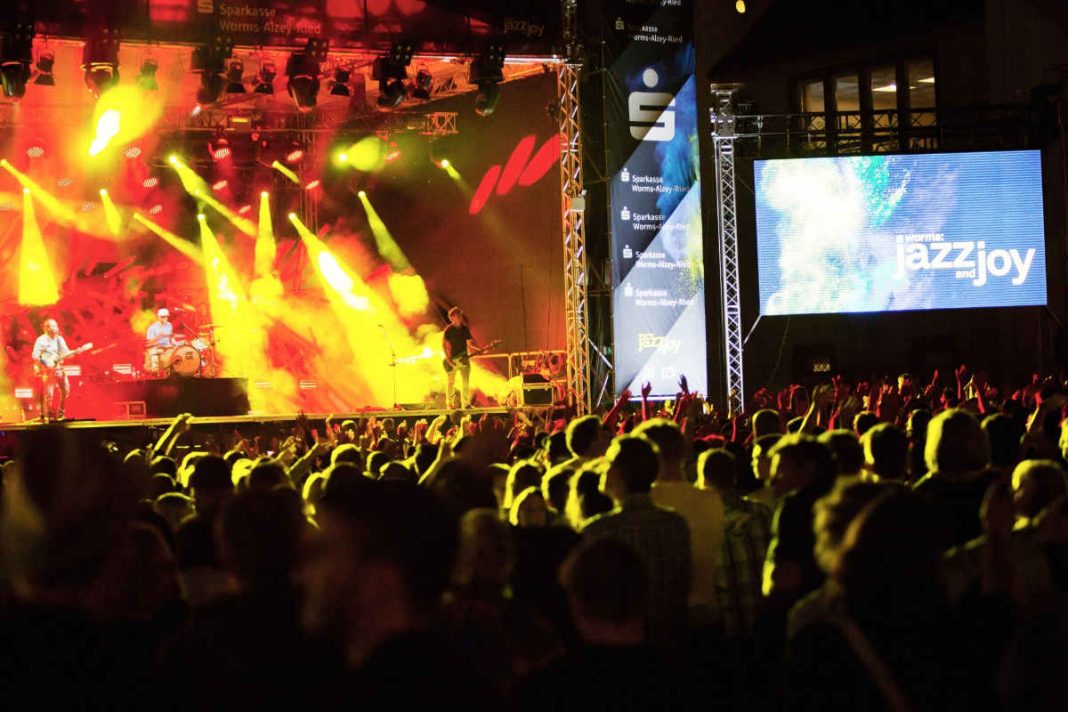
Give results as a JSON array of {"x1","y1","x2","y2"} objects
[{"x1": 605, "y1": 0, "x2": 707, "y2": 398}]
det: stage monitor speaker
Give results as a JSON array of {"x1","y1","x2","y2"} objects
[{"x1": 521, "y1": 373, "x2": 553, "y2": 406}]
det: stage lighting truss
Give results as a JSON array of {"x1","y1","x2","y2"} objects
[
  {"x1": 286, "y1": 37, "x2": 329, "y2": 113},
  {"x1": 1, "y1": 20, "x2": 35, "y2": 100},
  {"x1": 470, "y1": 44, "x2": 506, "y2": 117},
  {"x1": 82, "y1": 27, "x2": 121, "y2": 99}
]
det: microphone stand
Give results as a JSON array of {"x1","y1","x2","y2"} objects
[{"x1": 378, "y1": 323, "x2": 399, "y2": 409}]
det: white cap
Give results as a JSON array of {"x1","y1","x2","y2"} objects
[{"x1": 157, "y1": 308, "x2": 170, "y2": 317}]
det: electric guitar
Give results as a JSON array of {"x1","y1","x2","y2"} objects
[
  {"x1": 443, "y1": 339, "x2": 502, "y2": 372},
  {"x1": 35, "y1": 342, "x2": 94, "y2": 379}
]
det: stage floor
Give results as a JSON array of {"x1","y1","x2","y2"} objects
[{"x1": 0, "y1": 406, "x2": 532, "y2": 431}]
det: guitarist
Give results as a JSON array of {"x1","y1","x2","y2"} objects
[
  {"x1": 31, "y1": 318, "x2": 73, "y2": 421},
  {"x1": 442, "y1": 306, "x2": 482, "y2": 410}
]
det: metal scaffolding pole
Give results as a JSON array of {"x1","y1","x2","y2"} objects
[
  {"x1": 710, "y1": 84, "x2": 745, "y2": 413},
  {"x1": 559, "y1": 0, "x2": 591, "y2": 414}
]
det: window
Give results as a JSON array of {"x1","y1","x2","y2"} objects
[
  {"x1": 800, "y1": 79, "x2": 825, "y2": 114},
  {"x1": 834, "y1": 74, "x2": 860, "y2": 112},
  {"x1": 907, "y1": 59, "x2": 936, "y2": 108},
  {"x1": 870, "y1": 65, "x2": 898, "y2": 110}
]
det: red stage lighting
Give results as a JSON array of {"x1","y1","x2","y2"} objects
[
  {"x1": 149, "y1": 204, "x2": 163, "y2": 215},
  {"x1": 125, "y1": 146, "x2": 143, "y2": 159},
  {"x1": 81, "y1": 201, "x2": 97, "y2": 212},
  {"x1": 57, "y1": 177, "x2": 74, "y2": 187},
  {"x1": 211, "y1": 137, "x2": 232, "y2": 161},
  {"x1": 238, "y1": 204, "x2": 252, "y2": 214},
  {"x1": 285, "y1": 144, "x2": 305, "y2": 163},
  {"x1": 142, "y1": 177, "x2": 159, "y2": 188},
  {"x1": 305, "y1": 179, "x2": 321, "y2": 190},
  {"x1": 26, "y1": 145, "x2": 45, "y2": 159},
  {"x1": 212, "y1": 179, "x2": 228, "y2": 191}
]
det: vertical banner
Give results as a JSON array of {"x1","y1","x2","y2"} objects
[{"x1": 606, "y1": 0, "x2": 706, "y2": 398}]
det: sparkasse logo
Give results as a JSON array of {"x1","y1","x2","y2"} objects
[{"x1": 629, "y1": 68, "x2": 675, "y2": 142}]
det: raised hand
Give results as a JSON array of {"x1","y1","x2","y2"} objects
[
  {"x1": 678, "y1": 375, "x2": 689, "y2": 395},
  {"x1": 641, "y1": 381, "x2": 652, "y2": 400}
]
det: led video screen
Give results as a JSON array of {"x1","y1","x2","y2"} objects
[{"x1": 754, "y1": 150, "x2": 1047, "y2": 316}]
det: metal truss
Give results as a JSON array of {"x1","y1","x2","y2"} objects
[
  {"x1": 709, "y1": 85, "x2": 745, "y2": 414},
  {"x1": 558, "y1": 0, "x2": 591, "y2": 414}
]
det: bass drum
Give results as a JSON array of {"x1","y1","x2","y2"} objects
[{"x1": 165, "y1": 344, "x2": 201, "y2": 377}]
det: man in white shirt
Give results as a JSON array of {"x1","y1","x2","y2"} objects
[
  {"x1": 31, "y1": 318, "x2": 71, "y2": 421},
  {"x1": 146, "y1": 308, "x2": 176, "y2": 348},
  {"x1": 636, "y1": 418, "x2": 725, "y2": 624}
]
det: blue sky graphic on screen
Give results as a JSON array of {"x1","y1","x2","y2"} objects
[{"x1": 754, "y1": 151, "x2": 1047, "y2": 316}]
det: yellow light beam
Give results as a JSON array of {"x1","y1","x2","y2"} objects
[
  {"x1": 195, "y1": 189, "x2": 257, "y2": 237},
  {"x1": 271, "y1": 161, "x2": 300, "y2": 184},
  {"x1": 357, "y1": 191, "x2": 411, "y2": 271},
  {"x1": 168, "y1": 155, "x2": 210, "y2": 195},
  {"x1": 1, "y1": 159, "x2": 79, "y2": 223},
  {"x1": 99, "y1": 189, "x2": 123, "y2": 236},
  {"x1": 255, "y1": 191, "x2": 276, "y2": 278},
  {"x1": 132, "y1": 212, "x2": 205, "y2": 264},
  {"x1": 18, "y1": 190, "x2": 60, "y2": 306}
]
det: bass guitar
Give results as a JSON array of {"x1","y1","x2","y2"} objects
[
  {"x1": 443, "y1": 338, "x2": 502, "y2": 372},
  {"x1": 35, "y1": 342, "x2": 94, "y2": 379}
]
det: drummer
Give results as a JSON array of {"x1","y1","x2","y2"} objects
[{"x1": 146, "y1": 308, "x2": 179, "y2": 349}]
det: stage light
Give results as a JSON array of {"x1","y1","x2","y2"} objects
[
  {"x1": 82, "y1": 27, "x2": 121, "y2": 99},
  {"x1": 211, "y1": 137, "x2": 232, "y2": 161},
  {"x1": 34, "y1": 49, "x2": 55, "y2": 86},
  {"x1": 735, "y1": 0, "x2": 746, "y2": 13},
  {"x1": 357, "y1": 190, "x2": 366, "y2": 197},
  {"x1": 1, "y1": 20, "x2": 34, "y2": 100},
  {"x1": 470, "y1": 45, "x2": 505, "y2": 117},
  {"x1": 125, "y1": 146, "x2": 143, "y2": 159},
  {"x1": 26, "y1": 145, "x2": 44, "y2": 159},
  {"x1": 358, "y1": 189, "x2": 411, "y2": 272},
  {"x1": 288, "y1": 212, "x2": 297, "y2": 221},
  {"x1": 335, "y1": 151, "x2": 349, "y2": 165},
  {"x1": 272, "y1": 161, "x2": 300, "y2": 184},
  {"x1": 440, "y1": 159, "x2": 450, "y2": 168},
  {"x1": 286, "y1": 37, "x2": 328, "y2": 112},
  {"x1": 261, "y1": 190, "x2": 269, "y2": 198},
  {"x1": 330, "y1": 65, "x2": 352, "y2": 96},
  {"x1": 99, "y1": 188, "x2": 108, "y2": 196},
  {"x1": 137, "y1": 57, "x2": 159, "y2": 90},
  {"x1": 305, "y1": 179, "x2": 321, "y2": 190},
  {"x1": 238, "y1": 204, "x2": 252, "y2": 214},
  {"x1": 225, "y1": 58, "x2": 246, "y2": 93},
  {"x1": 88, "y1": 109, "x2": 121, "y2": 156},
  {"x1": 254, "y1": 61, "x2": 276, "y2": 94},
  {"x1": 168, "y1": 154, "x2": 179, "y2": 165},
  {"x1": 197, "y1": 212, "x2": 206, "y2": 220},
  {"x1": 58, "y1": 177, "x2": 74, "y2": 187},
  {"x1": 412, "y1": 66, "x2": 433, "y2": 100},
  {"x1": 285, "y1": 141, "x2": 305, "y2": 164},
  {"x1": 149, "y1": 204, "x2": 162, "y2": 214},
  {"x1": 142, "y1": 177, "x2": 159, "y2": 188},
  {"x1": 255, "y1": 190, "x2": 276, "y2": 280},
  {"x1": 212, "y1": 179, "x2": 228, "y2": 191},
  {"x1": 373, "y1": 44, "x2": 413, "y2": 110}
]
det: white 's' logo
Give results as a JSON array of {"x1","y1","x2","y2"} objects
[{"x1": 629, "y1": 68, "x2": 675, "y2": 142}]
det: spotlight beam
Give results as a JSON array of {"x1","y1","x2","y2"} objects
[
  {"x1": 357, "y1": 191, "x2": 411, "y2": 271},
  {"x1": 271, "y1": 161, "x2": 300, "y2": 184},
  {"x1": 18, "y1": 190, "x2": 60, "y2": 306},
  {"x1": 99, "y1": 189, "x2": 123, "y2": 236},
  {"x1": 132, "y1": 213, "x2": 205, "y2": 264}
]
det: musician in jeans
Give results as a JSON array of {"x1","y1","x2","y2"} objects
[
  {"x1": 442, "y1": 307, "x2": 481, "y2": 409},
  {"x1": 31, "y1": 318, "x2": 71, "y2": 421}
]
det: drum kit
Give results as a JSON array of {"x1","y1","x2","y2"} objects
[{"x1": 143, "y1": 324, "x2": 221, "y2": 378}]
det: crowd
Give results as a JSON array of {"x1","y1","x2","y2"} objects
[{"x1": 1, "y1": 366, "x2": 1067, "y2": 710}]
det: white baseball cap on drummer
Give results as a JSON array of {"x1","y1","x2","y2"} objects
[{"x1": 157, "y1": 308, "x2": 170, "y2": 317}]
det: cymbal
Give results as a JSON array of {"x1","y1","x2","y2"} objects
[{"x1": 199, "y1": 324, "x2": 222, "y2": 328}]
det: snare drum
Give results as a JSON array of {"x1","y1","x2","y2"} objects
[{"x1": 164, "y1": 344, "x2": 201, "y2": 376}]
